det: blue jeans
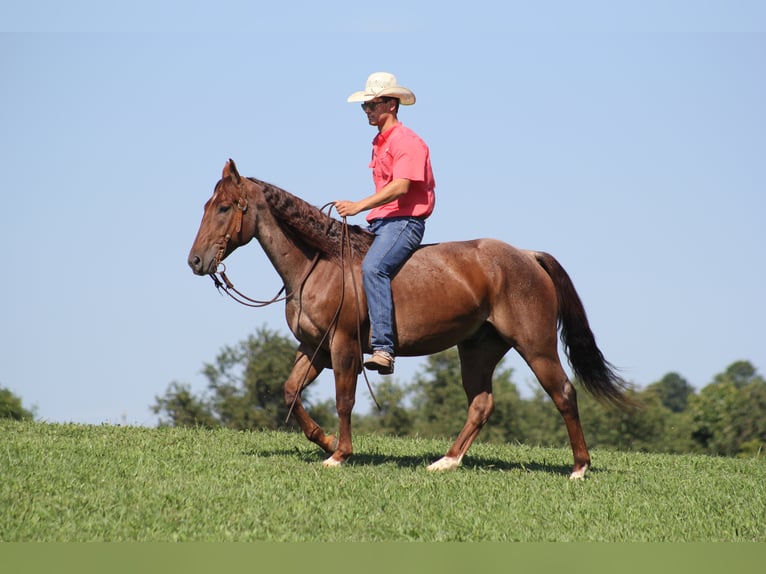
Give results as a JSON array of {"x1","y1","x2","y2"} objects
[{"x1": 362, "y1": 217, "x2": 426, "y2": 355}]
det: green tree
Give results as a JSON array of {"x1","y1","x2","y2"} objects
[
  {"x1": 203, "y1": 326, "x2": 299, "y2": 429},
  {"x1": 152, "y1": 382, "x2": 218, "y2": 428},
  {"x1": 512, "y1": 389, "x2": 569, "y2": 448},
  {"x1": 409, "y1": 348, "x2": 474, "y2": 439},
  {"x1": 738, "y1": 380, "x2": 766, "y2": 456},
  {"x1": 645, "y1": 372, "x2": 694, "y2": 413},
  {"x1": 577, "y1": 386, "x2": 692, "y2": 453},
  {"x1": 0, "y1": 387, "x2": 35, "y2": 421},
  {"x1": 713, "y1": 360, "x2": 765, "y2": 389},
  {"x1": 355, "y1": 378, "x2": 414, "y2": 436},
  {"x1": 688, "y1": 380, "x2": 746, "y2": 456},
  {"x1": 153, "y1": 326, "x2": 317, "y2": 430},
  {"x1": 688, "y1": 361, "x2": 766, "y2": 456}
]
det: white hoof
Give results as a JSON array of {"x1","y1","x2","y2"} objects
[
  {"x1": 569, "y1": 465, "x2": 588, "y2": 480},
  {"x1": 322, "y1": 456, "x2": 342, "y2": 468},
  {"x1": 427, "y1": 456, "x2": 462, "y2": 471}
]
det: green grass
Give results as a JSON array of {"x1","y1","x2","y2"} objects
[{"x1": 2, "y1": 420, "x2": 764, "y2": 542}]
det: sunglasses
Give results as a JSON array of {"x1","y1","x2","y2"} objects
[{"x1": 361, "y1": 98, "x2": 392, "y2": 111}]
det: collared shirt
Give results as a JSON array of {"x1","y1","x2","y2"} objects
[{"x1": 367, "y1": 122, "x2": 436, "y2": 222}]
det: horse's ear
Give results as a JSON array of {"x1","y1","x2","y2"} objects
[{"x1": 223, "y1": 159, "x2": 241, "y2": 184}]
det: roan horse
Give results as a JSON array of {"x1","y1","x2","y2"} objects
[{"x1": 188, "y1": 159, "x2": 630, "y2": 479}]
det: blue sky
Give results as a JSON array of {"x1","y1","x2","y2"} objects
[{"x1": 1, "y1": 2, "x2": 764, "y2": 425}]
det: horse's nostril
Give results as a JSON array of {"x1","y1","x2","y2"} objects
[{"x1": 189, "y1": 255, "x2": 201, "y2": 271}]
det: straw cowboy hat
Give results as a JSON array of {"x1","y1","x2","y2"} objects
[{"x1": 347, "y1": 72, "x2": 416, "y2": 105}]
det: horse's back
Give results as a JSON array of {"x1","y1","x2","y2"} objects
[
  {"x1": 391, "y1": 238, "x2": 555, "y2": 354},
  {"x1": 405, "y1": 238, "x2": 542, "y2": 282}
]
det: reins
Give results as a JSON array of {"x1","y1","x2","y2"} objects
[
  {"x1": 210, "y1": 257, "x2": 320, "y2": 308},
  {"x1": 209, "y1": 192, "x2": 380, "y2": 416},
  {"x1": 332, "y1": 205, "x2": 381, "y2": 413},
  {"x1": 285, "y1": 202, "x2": 380, "y2": 419},
  {"x1": 210, "y1": 191, "x2": 321, "y2": 307}
]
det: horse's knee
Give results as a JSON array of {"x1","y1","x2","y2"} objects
[
  {"x1": 468, "y1": 393, "x2": 494, "y2": 426},
  {"x1": 335, "y1": 394, "x2": 355, "y2": 418},
  {"x1": 284, "y1": 382, "x2": 300, "y2": 407}
]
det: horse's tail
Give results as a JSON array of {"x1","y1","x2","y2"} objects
[{"x1": 533, "y1": 251, "x2": 634, "y2": 409}]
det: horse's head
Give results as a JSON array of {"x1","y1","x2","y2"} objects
[{"x1": 188, "y1": 159, "x2": 255, "y2": 275}]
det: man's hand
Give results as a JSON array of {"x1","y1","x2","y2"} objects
[
  {"x1": 334, "y1": 200, "x2": 361, "y2": 217},
  {"x1": 334, "y1": 180, "x2": 410, "y2": 218}
]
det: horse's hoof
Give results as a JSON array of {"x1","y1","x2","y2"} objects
[
  {"x1": 427, "y1": 456, "x2": 461, "y2": 471},
  {"x1": 322, "y1": 456, "x2": 343, "y2": 468},
  {"x1": 569, "y1": 464, "x2": 589, "y2": 480}
]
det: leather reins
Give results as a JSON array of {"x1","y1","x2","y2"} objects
[{"x1": 208, "y1": 190, "x2": 380, "y2": 415}]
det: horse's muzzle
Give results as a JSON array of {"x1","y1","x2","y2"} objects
[{"x1": 188, "y1": 254, "x2": 208, "y2": 275}]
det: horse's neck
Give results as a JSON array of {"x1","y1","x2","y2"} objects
[{"x1": 251, "y1": 191, "x2": 314, "y2": 290}]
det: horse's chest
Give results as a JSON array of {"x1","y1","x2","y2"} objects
[{"x1": 284, "y1": 298, "x2": 334, "y2": 345}]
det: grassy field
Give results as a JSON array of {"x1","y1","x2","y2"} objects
[{"x1": 2, "y1": 420, "x2": 764, "y2": 542}]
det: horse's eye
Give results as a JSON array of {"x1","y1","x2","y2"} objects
[{"x1": 218, "y1": 205, "x2": 231, "y2": 214}]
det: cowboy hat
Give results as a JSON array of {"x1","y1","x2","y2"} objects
[{"x1": 347, "y1": 72, "x2": 416, "y2": 105}]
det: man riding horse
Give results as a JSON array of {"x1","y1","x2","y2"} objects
[{"x1": 334, "y1": 72, "x2": 435, "y2": 376}]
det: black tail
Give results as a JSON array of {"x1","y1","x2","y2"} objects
[{"x1": 534, "y1": 251, "x2": 633, "y2": 408}]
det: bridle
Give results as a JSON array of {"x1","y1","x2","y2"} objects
[
  {"x1": 209, "y1": 185, "x2": 322, "y2": 308},
  {"x1": 213, "y1": 192, "x2": 248, "y2": 274}
]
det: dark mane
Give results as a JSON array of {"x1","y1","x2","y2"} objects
[{"x1": 249, "y1": 178, "x2": 373, "y2": 261}]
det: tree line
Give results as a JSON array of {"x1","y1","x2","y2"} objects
[
  {"x1": 149, "y1": 326, "x2": 765, "y2": 459},
  {"x1": 4, "y1": 325, "x2": 763, "y2": 458}
]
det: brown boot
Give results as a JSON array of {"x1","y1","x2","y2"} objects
[{"x1": 364, "y1": 350, "x2": 395, "y2": 375}]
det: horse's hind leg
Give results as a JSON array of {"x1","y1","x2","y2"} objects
[
  {"x1": 524, "y1": 351, "x2": 591, "y2": 479},
  {"x1": 284, "y1": 344, "x2": 336, "y2": 454},
  {"x1": 428, "y1": 329, "x2": 509, "y2": 471}
]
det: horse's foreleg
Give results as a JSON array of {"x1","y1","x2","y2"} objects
[
  {"x1": 284, "y1": 345, "x2": 336, "y2": 454},
  {"x1": 322, "y1": 346, "x2": 360, "y2": 467}
]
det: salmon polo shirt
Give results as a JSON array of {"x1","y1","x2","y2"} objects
[{"x1": 366, "y1": 122, "x2": 436, "y2": 223}]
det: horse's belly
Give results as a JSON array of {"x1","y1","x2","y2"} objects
[{"x1": 394, "y1": 296, "x2": 487, "y2": 356}]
